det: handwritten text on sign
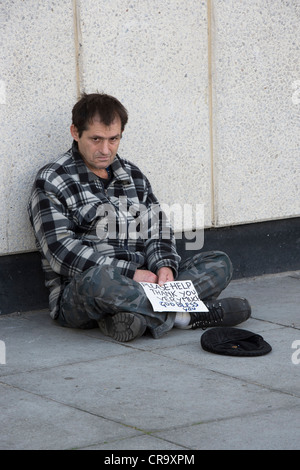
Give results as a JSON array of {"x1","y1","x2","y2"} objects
[{"x1": 140, "y1": 280, "x2": 208, "y2": 312}]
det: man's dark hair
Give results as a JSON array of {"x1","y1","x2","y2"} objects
[{"x1": 72, "y1": 93, "x2": 128, "y2": 137}]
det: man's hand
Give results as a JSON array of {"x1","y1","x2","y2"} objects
[
  {"x1": 157, "y1": 267, "x2": 174, "y2": 286},
  {"x1": 133, "y1": 269, "x2": 158, "y2": 283},
  {"x1": 133, "y1": 267, "x2": 174, "y2": 285}
]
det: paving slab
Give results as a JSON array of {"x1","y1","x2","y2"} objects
[
  {"x1": 153, "y1": 405, "x2": 300, "y2": 450},
  {"x1": 0, "y1": 382, "x2": 142, "y2": 450},
  {"x1": 223, "y1": 271, "x2": 300, "y2": 328}
]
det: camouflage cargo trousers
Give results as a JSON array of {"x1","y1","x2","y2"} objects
[{"x1": 58, "y1": 250, "x2": 233, "y2": 338}]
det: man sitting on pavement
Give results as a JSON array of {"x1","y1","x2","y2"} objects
[{"x1": 28, "y1": 93, "x2": 251, "y2": 342}]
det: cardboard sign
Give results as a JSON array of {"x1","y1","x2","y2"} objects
[{"x1": 140, "y1": 280, "x2": 208, "y2": 313}]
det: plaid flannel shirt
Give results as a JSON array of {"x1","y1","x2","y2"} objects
[{"x1": 28, "y1": 142, "x2": 181, "y2": 318}]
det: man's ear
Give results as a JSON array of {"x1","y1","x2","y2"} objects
[{"x1": 70, "y1": 124, "x2": 79, "y2": 141}]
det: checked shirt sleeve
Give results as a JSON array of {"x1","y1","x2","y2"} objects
[{"x1": 28, "y1": 177, "x2": 137, "y2": 280}]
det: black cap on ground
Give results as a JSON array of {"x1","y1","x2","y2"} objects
[{"x1": 200, "y1": 327, "x2": 272, "y2": 357}]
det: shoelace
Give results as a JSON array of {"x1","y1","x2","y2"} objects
[{"x1": 190, "y1": 303, "x2": 224, "y2": 330}]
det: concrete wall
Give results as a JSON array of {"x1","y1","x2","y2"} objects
[{"x1": 0, "y1": 0, "x2": 299, "y2": 256}]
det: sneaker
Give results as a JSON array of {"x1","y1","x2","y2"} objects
[
  {"x1": 98, "y1": 312, "x2": 147, "y2": 342},
  {"x1": 188, "y1": 297, "x2": 251, "y2": 330}
]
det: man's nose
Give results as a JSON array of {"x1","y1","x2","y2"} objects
[{"x1": 99, "y1": 139, "x2": 110, "y2": 154}]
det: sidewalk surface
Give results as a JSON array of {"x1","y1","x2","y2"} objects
[{"x1": 1, "y1": 271, "x2": 300, "y2": 450}]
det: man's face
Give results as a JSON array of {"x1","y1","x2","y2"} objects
[{"x1": 70, "y1": 116, "x2": 122, "y2": 173}]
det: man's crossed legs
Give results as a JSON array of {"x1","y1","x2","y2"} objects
[{"x1": 58, "y1": 251, "x2": 251, "y2": 342}]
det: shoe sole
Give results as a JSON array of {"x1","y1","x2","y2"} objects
[{"x1": 98, "y1": 312, "x2": 147, "y2": 342}]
